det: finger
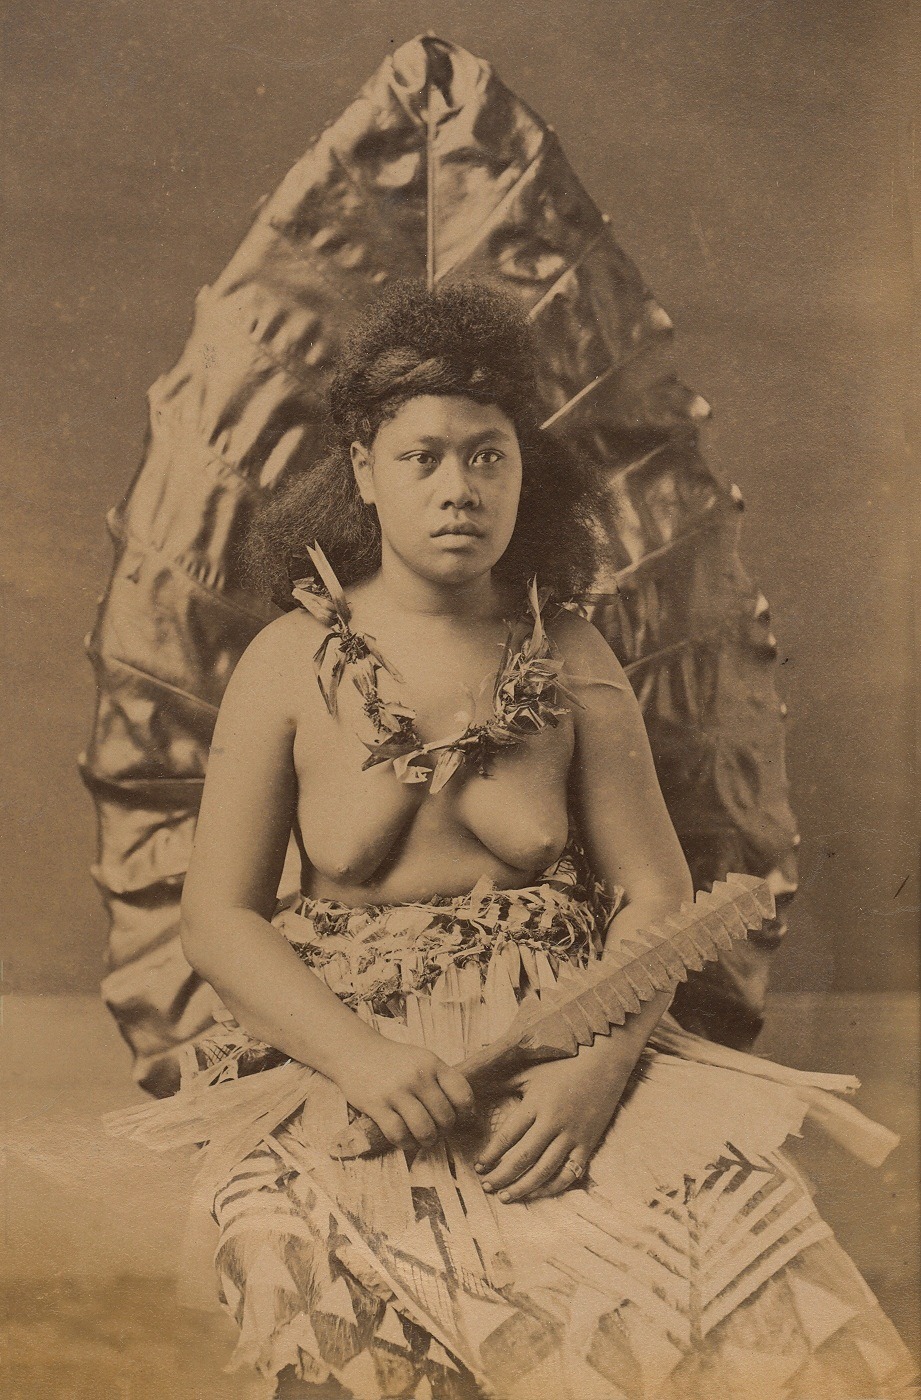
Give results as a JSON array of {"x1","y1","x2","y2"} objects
[
  {"x1": 376, "y1": 1108, "x2": 415, "y2": 1151},
  {"x1": 492, "y1": 1138, "x2": 571, "y2": 1204},
  {"x1": 528, "y1": 1156, "x2": 588, "y2": 1201},
  {"x1": 416, "y1": 1081, "x2": 458, "y2": 1133},
  {"x1": 481, "y1": 1122, "x2": 559, "y2": 1191},
  {"x1": 436, "y1": 1064, "x2": 476, "y2": 1117},
  {"x1": 393, "y1": 1094, "x2": 439, "y2": 1149},
  {"x1": 474, "y1": 1102, "x2": 536, "y2": 1173}
]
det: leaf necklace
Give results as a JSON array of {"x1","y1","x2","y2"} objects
[{"x1": 292, "y1": 543, "x2": 574, "y2": 794}]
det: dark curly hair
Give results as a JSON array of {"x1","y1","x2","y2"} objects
[{"x1": 243, "y1": 280, "x2": 603, "y2": 608}]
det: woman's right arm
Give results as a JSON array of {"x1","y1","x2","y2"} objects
[{"x1": 180, "y1": 617, "x2": 473, "y2": 1148}]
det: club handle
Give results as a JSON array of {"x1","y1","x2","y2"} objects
[{"x1": 329, "y1": 1037, "x2": 528, "y2": 1159}]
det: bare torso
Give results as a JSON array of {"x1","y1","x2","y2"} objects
[
  {"x1": 286, "y1": 589, "x2": 574, "y2": 904},
  {"x1": 179, "y1": 379, "x2": 692, "y2": 1190}
]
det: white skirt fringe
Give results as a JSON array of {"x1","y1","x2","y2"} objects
[{"x1": 107, "y1": 933, "x2": 917, "y2": 1400}]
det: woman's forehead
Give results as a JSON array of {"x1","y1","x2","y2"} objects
[{"x1": 375, "y1": 394, "x2": 518, "y2": 444}]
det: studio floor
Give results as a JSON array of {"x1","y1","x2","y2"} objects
[{"x1": 1, "y1": 992, "x2": 918, "y2": 1399}]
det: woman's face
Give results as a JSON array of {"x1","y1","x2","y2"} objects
[{"x1": 351, "y1": 394, "x2": 523, "y2": 588}]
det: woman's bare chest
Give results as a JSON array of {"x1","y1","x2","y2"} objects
[
  {"x1": 286, "y1": 570, "x2": 576, "y2": 889},
  {"x1": 291, "y1": 638, "x2": 574, "y2": 888}
]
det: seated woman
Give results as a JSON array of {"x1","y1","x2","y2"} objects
[{"x1": 127, "y1": 282, "x2": 916, "y2": 1399}]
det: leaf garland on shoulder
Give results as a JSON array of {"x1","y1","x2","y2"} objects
[
  {"x1": 292, "y1": 543, "x2": 405, "y2": 721},
  {"x1": 291, "y1": 544, "x2": 572, "y2": 793}
]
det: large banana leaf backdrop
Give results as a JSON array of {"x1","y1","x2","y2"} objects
[{"x1": 81, "y1": 36, "x2": 799, "y2": 1095}]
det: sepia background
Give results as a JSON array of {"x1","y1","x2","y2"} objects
[{"x1": 2, "y1": 0, "x2": 916, "y2": 1393}]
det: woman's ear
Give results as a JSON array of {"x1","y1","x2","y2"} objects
[{"x1": 350, "y1": 442, "x2": 375, "y2": 505}]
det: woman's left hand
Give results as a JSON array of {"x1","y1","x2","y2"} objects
[{"x1": 472, "y1": 1036, "x2": 641, "y2": 1203}]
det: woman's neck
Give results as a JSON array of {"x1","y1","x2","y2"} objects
[{"x1": 369, "y1": 548, "x2": 505, "y2": 620}]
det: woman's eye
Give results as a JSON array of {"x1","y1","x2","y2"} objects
[
  {"x1": 404, "y1": 452, "x2": 436, "y2": 467},
  {"x1": 472, "y1": 450, "x2": 503, "y2": 466}
]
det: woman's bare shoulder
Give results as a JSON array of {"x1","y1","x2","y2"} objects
[
  {"x1": 548, "y1": 607, "x2": 629, "y2": 685},
  {"x1": 221, "y1": 608, "x2": 329, "y2": 724}
]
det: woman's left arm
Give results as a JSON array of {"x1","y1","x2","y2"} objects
[{"x1": 476, "y1": 613, "x2": 693, "y2": 1202}]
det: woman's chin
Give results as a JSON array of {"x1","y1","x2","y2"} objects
[
  {"x1": 383, "y1": 535, "x2": 510, "y2": 590},
  {"x1": 426, "y1": 560, "x2": 490, "y2": 588},
  {"x1": 414, "y1": 541, "x2": 501, "y2": 586}
]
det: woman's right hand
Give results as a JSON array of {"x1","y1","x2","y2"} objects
[{"x1": 335, "y1": 1039, "x2": 476, "y2": 1151}]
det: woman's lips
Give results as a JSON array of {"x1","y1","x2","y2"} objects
[{"x1": 432, "y1": 523, "x2": 484, "y2": 538}]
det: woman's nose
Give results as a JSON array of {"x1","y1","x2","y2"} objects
[{"x1": 436, "y1": 456, "x2": 479, "y2": 509}]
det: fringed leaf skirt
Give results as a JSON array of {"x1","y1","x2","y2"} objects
[{"x1": 108, "y1": 855, "x2": 918, "y2": 1399}]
